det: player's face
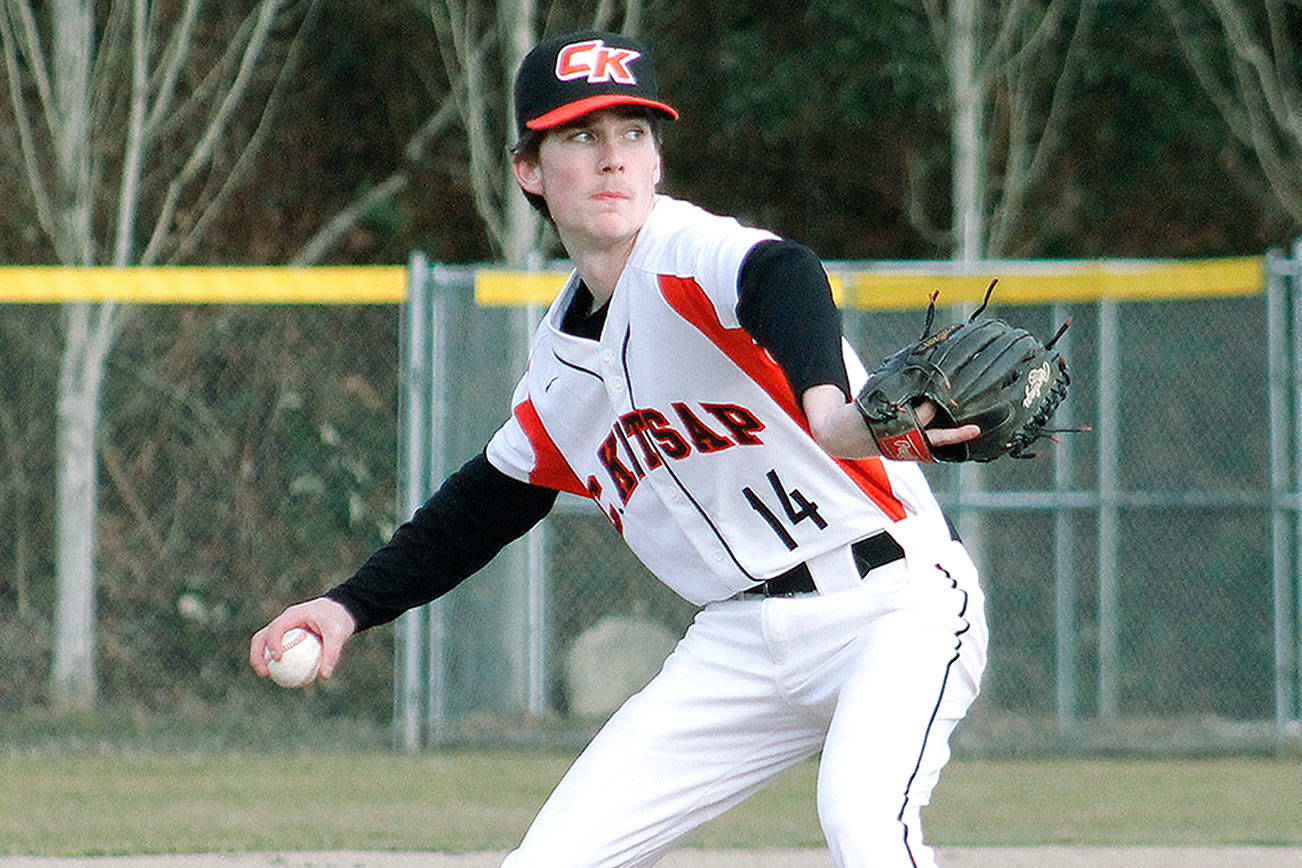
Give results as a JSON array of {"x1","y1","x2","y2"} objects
[{"x1": 514, "y1": 108, "x2": 662, "y2": 252}]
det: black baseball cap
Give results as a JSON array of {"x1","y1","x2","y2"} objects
[{"x1": 514, "y1": 31, "x2": 679, "y2": 139}]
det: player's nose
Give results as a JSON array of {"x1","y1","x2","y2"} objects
[{"x1": 597, "y1": 140, "x2": 625, "y2": 173}]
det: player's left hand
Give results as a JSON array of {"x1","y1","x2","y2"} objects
[
  {"x1": 914, "y1": 401, "x2": 981, "y2": 448},
  {"x1": 854, "y1": 284, "x2": 1072, "y2": 463},
  {"x1": 803, "y1": 387, "x2": 978, "y2": 459}
]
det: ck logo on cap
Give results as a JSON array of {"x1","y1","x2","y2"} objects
[{"x1": 555, "y1": 39, "x2": 641, "y2": 85}]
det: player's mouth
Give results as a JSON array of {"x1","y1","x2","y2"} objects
[{"x1": 592, "y1": 190, "x2": 628, "y2": 201}]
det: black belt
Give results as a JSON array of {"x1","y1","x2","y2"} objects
[
  {"x1": 739, "y1": 518, "x2": 962, "y2": 599},
  {"x1": 740, "y1": 532, "x2": 904, "y2": 598}
]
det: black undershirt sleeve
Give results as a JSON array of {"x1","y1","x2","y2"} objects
[
  {"x1": 325, "y1": 451, "x2": 557, "y2": 631},
  {"x1": 736, "y1": 239, "x2": 851, "y2": 399}
]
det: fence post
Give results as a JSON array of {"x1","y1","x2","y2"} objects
[
  {"x1": 395, "y1": 251, "x2": 430, "y2": 752},
  {"x1": 423, "y1": 264, "x2": 452, "y2": 744},
  {"x1": 1053, "y1": 301, "x2": 1078, "y2": 732},
  {"x1": 1096, "y1": 297, "x2": 1120, "y2": 720},
  {"x1": 1294, "y1": 239, "x2": 1302, "y2": 729},
  {"x1": 524, "y1": 298, "x2": 550, "y2": 717},
  {"x1": 1268, "y1": 247, "x2": 1293, "y2": 744}
]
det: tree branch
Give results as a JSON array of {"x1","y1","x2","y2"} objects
[
  {"x1": 990, "y1": 0, "x2": 1097, "y2": 254},
  {"x1": 591, "y1": 0, "x2": 614, "y2": 30},
  {"x1": 430, "y1": 0, "x2": 505, "y2": 252},
  {"x1": 1178, "y1": 0, "x2": 1302, "y2": 222},
  {"x1": 1266, "y1": 0, "x2": 1302, "y2": 156},
  {"x1": 148, "y1": 8, "x2": 256, "y2": 167},
  {"x1": 112, "y1": 0, "x2": 149, "y2": 266},
  {"x1": 145, "y1": 0, "x2": 204, "y2": 136},
  {"x1": 982, "y1": 0, "x2": 1034, "y2": 76},
  {"x1": 1162, "y1": 0, "x2": 1252, "y2": 137},
  {"x1": 139, "y1": 0, "x2": 284, "y2": 265},
  {"x1": 0, "y1": 1, "x2": 62, "y2": 255},
  {"x1": 7, "y1": 0, "x2": 58, "y2": 144},
  {"x1": 998, "y1": 0, "x2": 1069, "y2": 74},
  {"x1": 291, "y1": 94, "x2": 459, "y2": 265},
  {"x1": 170, "y1": 0, "x2": 322, "y2": 264},
  {"x1": 1210, "y1": 0, "x2": 1302, "y2": 142},
  {"x1": 904, "y1": 151, "x2": 954, "y2": 249},
  {"x1": 623, "y1": 0, "x2": 643, "y2": 35},
  {"x1": 920, "y1": 0, "x2": 950, "y2": 57}
]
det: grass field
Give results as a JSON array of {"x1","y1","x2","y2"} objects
[{"x1": 0, "y1": 752, "x2": 1298, "y2": 857}]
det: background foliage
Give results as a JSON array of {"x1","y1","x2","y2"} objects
[
  {"x1": 1, "y1": 0, "x2": 1280, "y2": 269},
  {"x1": 0, "y1": 0, "x2": 1298, "y2": 727}
]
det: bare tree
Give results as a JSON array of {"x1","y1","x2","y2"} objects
[
  {"x1": 903, "y1": 0, "x2": 1095, "y2": 573},
  {"x1": 913, "y1": 0, "x2": 1097, "y2": 260},
  {"x1": 428, "y1": 0, "x2": 541, "y2": 268},
  {"x1": 293, "y1": 0, "x2": 646, "y2": 268},
  {"x1": 0, "y1": 0, "x2": 319, "y2": 710},
  {"x1": 423, "y1": 0, "x2": 644, "y2": 268},
  {"x1": 1162, "y1": 0, "x2": 1302, "y2": 227}
]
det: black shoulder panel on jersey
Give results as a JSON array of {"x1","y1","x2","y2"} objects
[{"x1": 736, "y1": 239, "x2": 851, "y2": 400}]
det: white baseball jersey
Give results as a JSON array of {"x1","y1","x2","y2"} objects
[{"x1": 486, "y1": 195, "x2": 948, "y2": 605}]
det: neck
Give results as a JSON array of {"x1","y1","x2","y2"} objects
[{"x1": 560, "y1": 229, "x2": 639, "y2": 310}]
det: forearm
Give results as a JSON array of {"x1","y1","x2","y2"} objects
[{"x1": 803, "y1": 384, "x2": 879, "y2": 459}]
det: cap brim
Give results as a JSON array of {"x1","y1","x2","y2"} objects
[{"x1": 526, "y1": 95, "x2": 679, "y2": 130}]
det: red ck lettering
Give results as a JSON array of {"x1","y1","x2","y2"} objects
[{"x1": 555, "y1": 40, "x2": 640, "y2": 85}]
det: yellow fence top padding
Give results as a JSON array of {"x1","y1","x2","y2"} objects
[
  {"x1": 0, "y1": 266, "x2": 407, "y2": 304},
  {"x1": 476, "y1": 269, "x2": 851, "y2": 306},
  {"x1": 843, "y1": 256, "x2": 1262, "y2": 309},
  {"x1": 477, "y1": 256, "x2": 1262, "y2": 308},
  {"x1": 475, "y1": 270, "x2": 573, "y2": 306},
  {"x1": 0, "y1": 257, "x2": 1263, "y2": 307}
]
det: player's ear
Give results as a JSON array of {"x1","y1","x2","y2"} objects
[
  {"x1": 513, "y1": 153, "x2": 544, "y2": 196},
  {"x1": 654, "y1": 155, "x2": 662, "y2": 187}
]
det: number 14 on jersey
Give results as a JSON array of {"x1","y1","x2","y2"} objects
[{"x1": 743, "y1": 468, "x2": 827, "y2": 551}]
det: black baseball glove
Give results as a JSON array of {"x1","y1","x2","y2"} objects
[{"x1": 854, "y1": 282, "x2": 1072, "y2": 463}]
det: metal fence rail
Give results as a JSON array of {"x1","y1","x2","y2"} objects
[{"x1": 396, "y1": 252, "x2": 1302, "y2": 754}]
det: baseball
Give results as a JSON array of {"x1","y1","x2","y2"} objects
[{"x1": 265, "y1": 627, "x2": 322, "y2": 688}]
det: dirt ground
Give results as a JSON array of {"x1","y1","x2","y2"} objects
[{"x1": 3, "y1": 848, "x2": 1301, "y2": 867}]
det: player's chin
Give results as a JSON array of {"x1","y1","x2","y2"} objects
[{"x1": 576, "y1": 214, "x2": 643, "y2": 246}]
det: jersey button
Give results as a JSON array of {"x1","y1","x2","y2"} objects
[
  {"x1": 711, "y1": 550, "x2": 724, "y2": 562},
  {"x1": 601, "y1": 350, "x2": 615, "y2": 363}
]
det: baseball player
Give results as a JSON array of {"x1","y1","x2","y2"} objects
[{"x1": 251, "y1": 30, "x2": 988, "y2": 868}]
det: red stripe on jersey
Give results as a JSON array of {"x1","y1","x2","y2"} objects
[
  {"x1": 514, "y1": 398, "x2": 589, "y2": 496},
  {"x1": 657, "y1": 274, "x2": 907, "y2": 522}
]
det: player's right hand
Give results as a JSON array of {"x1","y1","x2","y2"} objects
[{"x1": 249, "y1": 597, "x2": 357, "y2": 682}]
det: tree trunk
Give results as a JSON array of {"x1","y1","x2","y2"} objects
[
  {"x1": 6, "y1": 0, "x2": 309, "y2": 711},
  {"x1": 500, "y1": 0, "x2": 540, "y2": 268},
  {"x1": 48, "y1": 0, "x2": 101, "y2": 711},
  {"x1": 947, "y1": 0, "x2": 988, "y2": 570},
  {"x1": 950, "y1": 0, "x2": 985, "y2": 264},
  {"x1": 51, "y1": 303, "x2": 115, "y2": 711}
]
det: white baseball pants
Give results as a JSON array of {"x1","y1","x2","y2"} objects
[{"x1": 502, "y1": 538, "x2": 987, "y2": 868}]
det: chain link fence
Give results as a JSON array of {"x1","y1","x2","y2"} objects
[
  {"x1": 0, "y1": 253, "x2": 1298, "y2": 755},
  {"x1": 0, "y1": 301, "x2": 400, "y2": 743},
  {"x1": 397, "y1": 252, "x2": 1302, "y2": 755}
]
